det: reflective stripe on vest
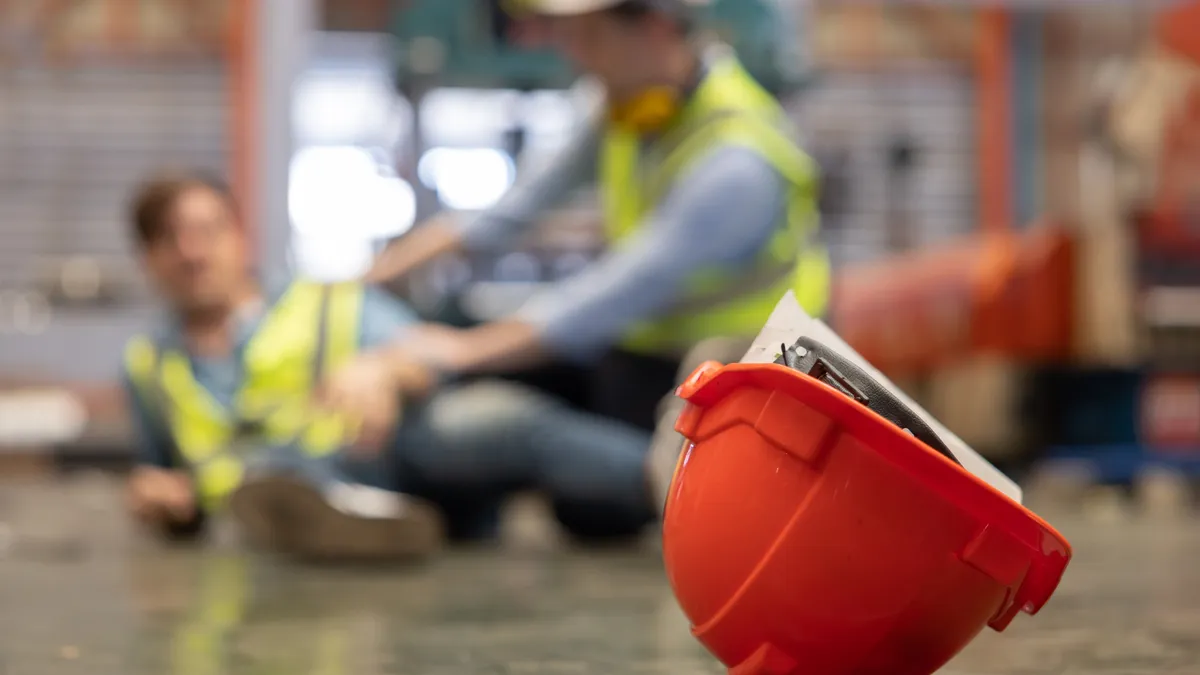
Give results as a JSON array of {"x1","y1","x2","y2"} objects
[
  {"x1": 599, "y1": 55, "x2": 831, "y2": 356},
  {"x1": 124, "y1": 281, "x2": 365, "y2": 508}
]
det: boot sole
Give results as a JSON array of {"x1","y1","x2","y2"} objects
[{"x1": 229, "y1": 476, "x2": 445, "y2": 563}]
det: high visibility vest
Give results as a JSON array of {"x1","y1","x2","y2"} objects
[
  {"x1": 599, "y1": 53, "x2": 831, "y2": 356},
  {"x1": 124, "y1": 280, "x2": 364, "y2": 510}
]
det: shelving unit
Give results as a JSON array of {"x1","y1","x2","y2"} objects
[{"x1": 0, "y1": 0, "x2": 235, "y2": 383}]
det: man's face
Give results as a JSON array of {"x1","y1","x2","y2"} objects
[
  {"x1": 550, "y1": 12, "x2": 657, "y2": 96},
  {"x1": 141, "y1": 185, "x2": 248, "y2": 314}
]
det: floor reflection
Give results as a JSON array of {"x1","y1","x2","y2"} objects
[
  {"x1": 118, "y1": 544, "x2": 711, "y2": 675},
  {"x1": 6, "y1": 479, "x2": 1200, "y2": 674}
]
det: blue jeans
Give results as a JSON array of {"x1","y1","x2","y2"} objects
[
  {"x1": 389, "y1": 381, "x2": 656, "y2": 542},
  {"x1": 264, "y1": 381, "x2": 655, "y2": 542}
]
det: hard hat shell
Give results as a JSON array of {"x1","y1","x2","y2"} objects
[{"x1": 663, "y1": 361, "x2": 1072, "y2": 675}]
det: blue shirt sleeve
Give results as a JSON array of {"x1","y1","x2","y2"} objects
[
  {"x1": 123, "y1": 371, "x2": 178, "y2": 469},
  {"x1": 516, "y1": 145, "x2": 789, "y2": 361},
  {"x1": 455, "y1": 114, "x2": 602, "y2": 252},
  {"x1": 358, "y1": 286, "x2": 421, "y2": 350}
]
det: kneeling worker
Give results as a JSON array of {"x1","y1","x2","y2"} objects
[
  {"x1": 122, "y1": 172, "x2": 658, "y2": 557},
  {"x1": 367, "y1": 0, "x2": 830, "y2": 434}
]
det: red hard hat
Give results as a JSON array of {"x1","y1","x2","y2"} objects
[{"x1": 662, "y1": 357, "x2": 1072, "y2": 675}]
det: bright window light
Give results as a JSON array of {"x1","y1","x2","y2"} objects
[
  {"x1": 293, "y1": 73, "x2": 401, "y2": 146},
  {"x1": 289, "y1": 146, "x2": 416, "y2": 240},
  {"x1": 418, "y1": 147, "x2": 515, "y2": 211},
  {"x1": 288, "y1": 145, "x2": 417, "y2": 281},
  {"x1": 291, "y1": 233, "x2": 376, "y2": 282},
  {"x1": 289, "y1": 146, "x2": 375, "y2": 236},
  {"x1": 420, "y1": 89, "x2": 520, "y2": 145},
  {"x1": 368, "y1": 176, "x2": 419, "y2": 238}
]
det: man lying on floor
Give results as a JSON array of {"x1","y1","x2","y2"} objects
[{"x1": 121, "y1": 171, "x2": 658, "y2": 562}]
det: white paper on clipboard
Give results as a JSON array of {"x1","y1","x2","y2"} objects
[{"x1": 743, "y1": 292, "x2": 1024, "y2": 504}]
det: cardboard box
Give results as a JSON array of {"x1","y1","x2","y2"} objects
[{"x1": 926, "y1": 356, "x2": 1027, "y2": 461}]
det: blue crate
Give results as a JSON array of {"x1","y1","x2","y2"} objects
[
  {"x1": 1028, "y1": 368, "x2": 1143, "y2": 447},
  {"x1": 1045, "y1": 444, "x2": 1200, "y2": 484}
]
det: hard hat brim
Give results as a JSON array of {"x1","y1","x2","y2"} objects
[
  {"x1": 515, "y1": 0, "x2": 707, "y2": 17},
  {"x1": 514, "y1": 0, "x2": 627, "y2": 16}
]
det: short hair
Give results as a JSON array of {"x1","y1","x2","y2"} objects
[
  {"x1": 605, "y1": 0, "x2": 694, "y2": 32},
  {"x1": 128, "y1": 170, "x2": 236, "y2": 247},
  {"x1": 606, "y1": 0, "x2": 655, "y2": 21}
]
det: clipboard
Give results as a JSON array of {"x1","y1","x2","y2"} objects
[{"x1": 740, "y1": 292, "x2": 1024, "y2": 504}]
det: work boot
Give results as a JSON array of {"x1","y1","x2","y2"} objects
[{"x1": 228, "y1": 475, "x2": 445, "y2": 563}]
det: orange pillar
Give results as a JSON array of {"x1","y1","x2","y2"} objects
[
  {"x1": 107, "y1": 0, "x2": 140, "y2": 51},
  {"x1": 1142, "y1": 1, "x2": 1200, "y2": 246},
  {"x1": 975, "y1": 7, "x2": 1013, "y2": 235},
  {"x1": 227, "y1": 0, "x2": 259, "y2": 255},
  {"x1": 1157, "y1": 0, "x2": 1200, "y2": 64}
]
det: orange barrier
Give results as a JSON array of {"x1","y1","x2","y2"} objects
[
  {"x1": 227, "y1": 0, "x2": 260, "y2": 259},
  {"x1": 975, "y1": 7, "x2": 1013, "y2": 236},
  {"x1": 1158, "y1": 0, "x2": 1200, "y2": 65},
  {"x1": 830, "y1": 224, "x2": 1074, "y2": 378}
]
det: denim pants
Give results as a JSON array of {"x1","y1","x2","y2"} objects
[
  {"x1": 390, "y1": 381, "x2": 657, "y2": 541},
  {"x1": 255, "y1": 381, "x2": 657, "y2": 542}
]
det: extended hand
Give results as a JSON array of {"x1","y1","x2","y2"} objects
[
  {"x1": 394, "y1": 323, "x2": 473, "y2": 371},
  {"x1": 127, "y1": 467, "x2": 196, "y2": 524},
  {"x1": 363, "y1": 213, "x2": 463, "y2": 284},
  {"x1": 400, "y1": 320, "x2": 547, "y2": 375},
  {"x1": 318, "y1": 352, "x2": 410, "y2": 454}
]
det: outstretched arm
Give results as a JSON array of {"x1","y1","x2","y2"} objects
[
  {"x1": 366, "y1": 93, "x2": 603, "y2": 283},
  {"x1": 390, "y1": 145, "x2": 789, "y2": 374}
]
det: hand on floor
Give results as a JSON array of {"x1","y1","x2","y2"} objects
[{"x1": 126, "y1": 467, "x2": 197, "y2": 524}]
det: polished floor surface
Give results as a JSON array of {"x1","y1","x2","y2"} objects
[{"x1": 2, "y1": 475, "x2": 1199, "y2": 675}]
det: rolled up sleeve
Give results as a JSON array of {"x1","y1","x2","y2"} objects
[
  {"x1": 516, "y1": 145, "x2": 788, "y2": 361},
  {"x1": 358, "y1": 286, "x2": 421, "y2": 350}
]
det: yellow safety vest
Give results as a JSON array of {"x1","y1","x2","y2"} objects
[
  {"x1": 124, "y1": 280, "x2": 364, "y2": 510},
  {"x1": 599, "y1": 54, "x2": 831, "y2": 356}
]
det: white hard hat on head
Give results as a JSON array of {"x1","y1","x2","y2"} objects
[{"x1": 519, "y1": 0, "x2": 709, "y2": 17}]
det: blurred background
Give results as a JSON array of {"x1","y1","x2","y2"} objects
[
  {"x1": 0, "y1": 0, "x2": 1197, "y2": 500},
  {"x1": 2, "y1": 3, "x2": 1200, "y2": 674}
]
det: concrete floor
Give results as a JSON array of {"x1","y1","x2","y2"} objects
[{"x1": 2, "y1": 476, "x2": 1199, "y2": 675}]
